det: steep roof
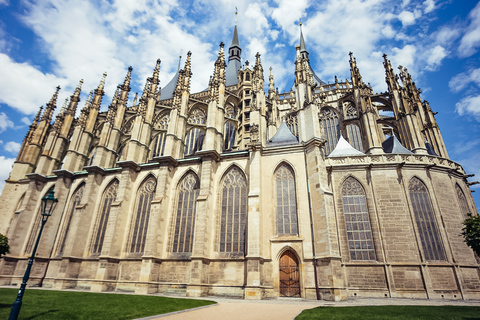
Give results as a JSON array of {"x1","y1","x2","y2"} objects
[
  {"x1": 267, "y1": 122, "x2": 298, "y2": 147},
  {"x1": 382, "y1": 135, "x2": 412, "y2": 154},
  {"x1": 328, "y1": 135, "x2": 365, "y2": 157},
  {"x1": 225, "y1": 59, "x2": 241, "y2": 87},
  {"x1": 159, "y1": 70, "x2": 180, "y2": 101}
]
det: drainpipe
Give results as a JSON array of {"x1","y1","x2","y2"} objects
[{"x1": 303, "y1": 147, "x2": 320, "y2": 300}]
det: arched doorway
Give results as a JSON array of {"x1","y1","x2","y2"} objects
[{"x1": 279, "y1": 250, "x2": 300, "y2": 297}]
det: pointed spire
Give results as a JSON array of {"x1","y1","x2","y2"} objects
[
  {"x1": 42, "y1": 86, "x2": 61, "y2": 122},
  {"x1": 177, "y1": 52, "x2": 182, "y2": 71},
  {"x1": 122, "y1": 66, "x2": 132, "y2": 92},
  {"x1": 78, "y1": 90, "x2": 93, "y2": 128},
  {"x1": 228, "y1": 10, "x2": 241, "y2": 63},
  {"x1": 268, "y1": 66, "x2": 275, "y2": 98},
  {"x1": 132, "y1": 92, "x2": 138, "y2": 107},
  {"x1": 184, "y1": 51, "x2": 192, "y2": 92},
  {"x1": 299, "y1": 23, "x2": 307, "y2": 56},
  {"x1": 349, "y1": 52, "x2": 364, "y2": 88},
  {"x1": 32, "y1": 106, "x2": 43, "y2": 127},
  {"x1": 383, "y1": 53, "x2": 400, "y2": 92},
  {"x1": 65, "y1": 79, "x2": 83, "y2": 116},
  {"x1": 96, "y1": 72, "x2": 107, "y2": 94},
  {"x1": 152, "y1": 59, "x2": 161, "y2": 85},
  {"x1": 52, "y1": 98, "x2": 68, "y2": 132},
  {"x1": 107, "y1": 86, "x2": 120, "y2": 124}
]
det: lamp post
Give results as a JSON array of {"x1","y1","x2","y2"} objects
[{"x1": 9, "y1": 188, "x2": 58, "y2": 320}]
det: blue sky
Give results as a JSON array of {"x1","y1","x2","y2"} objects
[{"x1": 0, "y1": 0, "x2": 479, "y2": 210}]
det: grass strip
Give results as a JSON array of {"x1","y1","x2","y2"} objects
[
  {"x1": 296, "y1": 305, "x2": 480, "y2": 320},
  {"x1": 0, "y1": 288, "x2": 215, "y2": 320}
]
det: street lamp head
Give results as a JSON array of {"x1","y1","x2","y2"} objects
[{"x1": 41, "y1": 188, "x2": 58, "y2": 217}]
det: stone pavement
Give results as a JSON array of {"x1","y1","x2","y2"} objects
[{"x1": 140, "y1": 296, "x2": 480, "y2": 320}]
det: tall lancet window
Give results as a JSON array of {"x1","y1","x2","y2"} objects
[
  {"x1": 219, "y1": 167, "x2": 247, "y2": 253},
  {"x1": 224, "y1": 104, "x2": 236, "y2": 151},
  {"x1": 151, "y1": 113, "x2": 170, "y2": 158},
  {"x1": 275, "y1": 164, "x2": 298, "y2": 235},
  {"x1": 341, "y1": 177, "x2": 376, "y2": 261},
  {"x1": 25, "y1": 186, "x2": 55, "y2": 254},
  {"x1": 456, "y1": 184, "x2": 471, "y2": 219},
  {"x1": 91, "y1": 180, "x2": 119, "y2": 254},
  {"x1": 409, "y1": 177, "x2": 446, "y2": 261},
  {"x1": 57, "y1": 183, "x2": 85, "y2": 254},
  {"x1": 128, "y1": 177, "x2": 156, "y2": 253},
  {"x1": 347, "y1": 124, "x2": 364, "y2": 152},
  {"x1": 185, "y1": 108, "x2": 206, "y2": 156},
  {"x1": 320, "y1": 108, "x2": 340, "y2": 155},
  {"x1": 172, "y1": 172, "x2": 200, "y2": 253}
]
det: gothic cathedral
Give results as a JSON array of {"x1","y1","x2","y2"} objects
[{"x1": 0, "y1": 21, "x2": 479, "y2": 301}]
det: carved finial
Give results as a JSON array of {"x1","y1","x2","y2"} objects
[
  {"x1": 132, "y1": 92, "x2": 138, "y2": 107},
  {"x1": 98, "y1": 72, "x2": 107, "y2": 91},
  {"x1": 42, "y1": 86, "x2": 61, "y2": 122},
  {"x1": 122, "y1": 66, "x2": 132, "y2": 91},
  {"x1": 32, "y1": 106, "x2": 43, "y2": 126}
]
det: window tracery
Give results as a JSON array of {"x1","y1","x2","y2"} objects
[
  {"x1": 275, "y1": 164, "x2": 298, "y2": 236},
  {"x1": 219, "y1": 167, "x2": 247, "y2": 253},
  {"x1": 128, "y1": 177, "x2": 156, "y2": 253},
  {"x1": 91, "y1": 180, "x2": 119, "y2": 254},
  {"x1": 320, "y1": 108, "x2": 340, "y2": 155},
  {"x1": 341, "y1": 177, "x2": 376, "y2": 260},
  {"x1": 344, "y1": 101, "x2": 358, "y2": 120},
  {"x1": 409, "y1": 177, "x2": 446, "y2": 261},
  {"x1": 285, "y1": 113, "x2": 298, "y2": 137},
  {"x1": 172, "y1": 172, "x2": 200, "y2": 253},
  {"x1": 188, "y1": 108, "x2": 206, "y2": 125},
  {"x1": 347, "y1": 124, "x2": 364, "y2": 152}
]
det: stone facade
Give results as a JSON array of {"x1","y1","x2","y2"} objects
[{"x1": 0, "y1": 23, "x2": 479, "y2": 301}]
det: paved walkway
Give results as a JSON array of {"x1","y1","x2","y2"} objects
[{"x1": 141, "y1": 296, "x2": 480, "y2": 320}]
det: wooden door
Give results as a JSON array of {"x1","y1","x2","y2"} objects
[{"x1": 279, "y1": 250, "x2": 300, "y2": 297}]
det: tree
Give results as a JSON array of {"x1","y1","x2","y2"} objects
[
  {"x1": 462, "y1": 213, "x2": 480, "y2": 256},
  {"x1": 0, "y1": 233, "x2": 9, "y2": 258}
]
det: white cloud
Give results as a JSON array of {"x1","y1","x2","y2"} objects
[
  {"x1": 0, "y1": 53, "x2": 66, "y2": 115},
  {"x1": 0, "y1": 112, "x2": 14, "y2": 132},
  {"x1": 424, "y1": 0, "x2": 435, "y2": 14},
  {"x1": 459, "y1": 2, "x2": 480, "y2": 57},
  {"x1": 449, "y1": 67, "x2": 480, "y2": 93},
  {"x1": 0, "y1": 156, "x2": 15, "y2": 193},
  {"x1": 455, "y1": 94, "x2": 480, "y2": 121},
  {"x1": 425, "y1": 45, "x2": 447, "y2": 70},
  {"x1": 4, "y1": 141, "x2": 21, "y2": 153},
  {"x1": 398, "y1": 10, "x2": 416, "y2": 26},
  {"x1": 0, "y1": 0, "x2": 9, "y2": 6},
  {"x1": 21, "y1": 117, "x2": 31, "y2": 126}
]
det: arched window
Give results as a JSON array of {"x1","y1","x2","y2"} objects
[
  {"x1": 347, "y1": 124, "x2": 364, "y2": 152},
  {"x1": 275, "y1": 164, "x2": 298, "y2": 235},
  {"x1": 151, "y1": 133, "x2": 167, "y2": 158},
  {"x1": 57, "y1": 183, "x2": 85, "y2": 254},
  {"x1": 245, "y1": 73, "x2": 250, "y2": 81},
  {"x1": 151, "y1": 113, "x2": 170, "y2": 158},
  {"x1": 320, "y1": 109, "x2": 340, "y2": 155},
  {"x1": 172, "y1": 172, "x2": 200, "y2": 253},
  {"x1": 285, "y1": 113, "x2": 298, "y2": 137},
  {"x1": 185, "y1": 128, "x2": 205, "y2": 156},
  {"x1": 25, "y1": 186, "x2": 55, "y2": 254},
  {"x1": 91, "y1": 180, "x2": 119, "y2": 254},
  {"x1": 341, "y1": 177, "x2": 376, "y2": 260},
  {"x1": 223, "y1": 121, "x2": 236, "y2": 151},
  {"x1": 409, "y1": 177, "x2": 446, "y2": 261},
  {"x1": 128, "y1": 177, "x2": 156, "y2": 253},
  {"x1": 185, "y1": 108, "x2": 206, "y2": 156},
  {"x1": 219, "y1": 167, "x2": 247, "y2": 253},
  {"x1": 456, "y1": 184, "x2": 471, "y2": 219}
]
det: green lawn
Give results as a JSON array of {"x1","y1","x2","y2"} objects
[
  {"x1": 296, "y1": 305, "x2": 480, "y2": 320},
  {"x1": 0, "y1": 288, "x2": 216, "y2": 320}
]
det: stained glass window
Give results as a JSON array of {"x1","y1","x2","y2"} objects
[
  {"x1": 91, "y1": 180, "x2": 119, "y2": 254},
  {"x1": 172, "y1": 172, "x2": 200, "y2": 253},
  {"x1": 129, "y1": 177, "x2": 156, "y2": 253},
  {"x1": 320, "y1": 109, "x2": 340, "y2": 155},
  {"x1": 275, "y1": 164, "x2": 298, "y2": 235},
  {"x1": 341, "y1": 177, "x2": 376, "y2": 260},
  {"x1": 152, "y1": 133, "x2": 167, "y2": 158},
  {"x1": 409, "y1": 177, "x2": 446, "y2": 261},
  {"x1": 219, "y1": 167, "x2": 247, "y2": 253},
  {"x1": 185, "y1": 108, "x2": 206, "y2": 156},
  {"x1": 223, "y1": 122, "x2": 236, "y2": 151},
  {"x1": 347, "y1": 124, "x2": 364, "y2": 152},
  {"x1": 57, "y1": 183, "x2": 84, "y2": 254}
]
